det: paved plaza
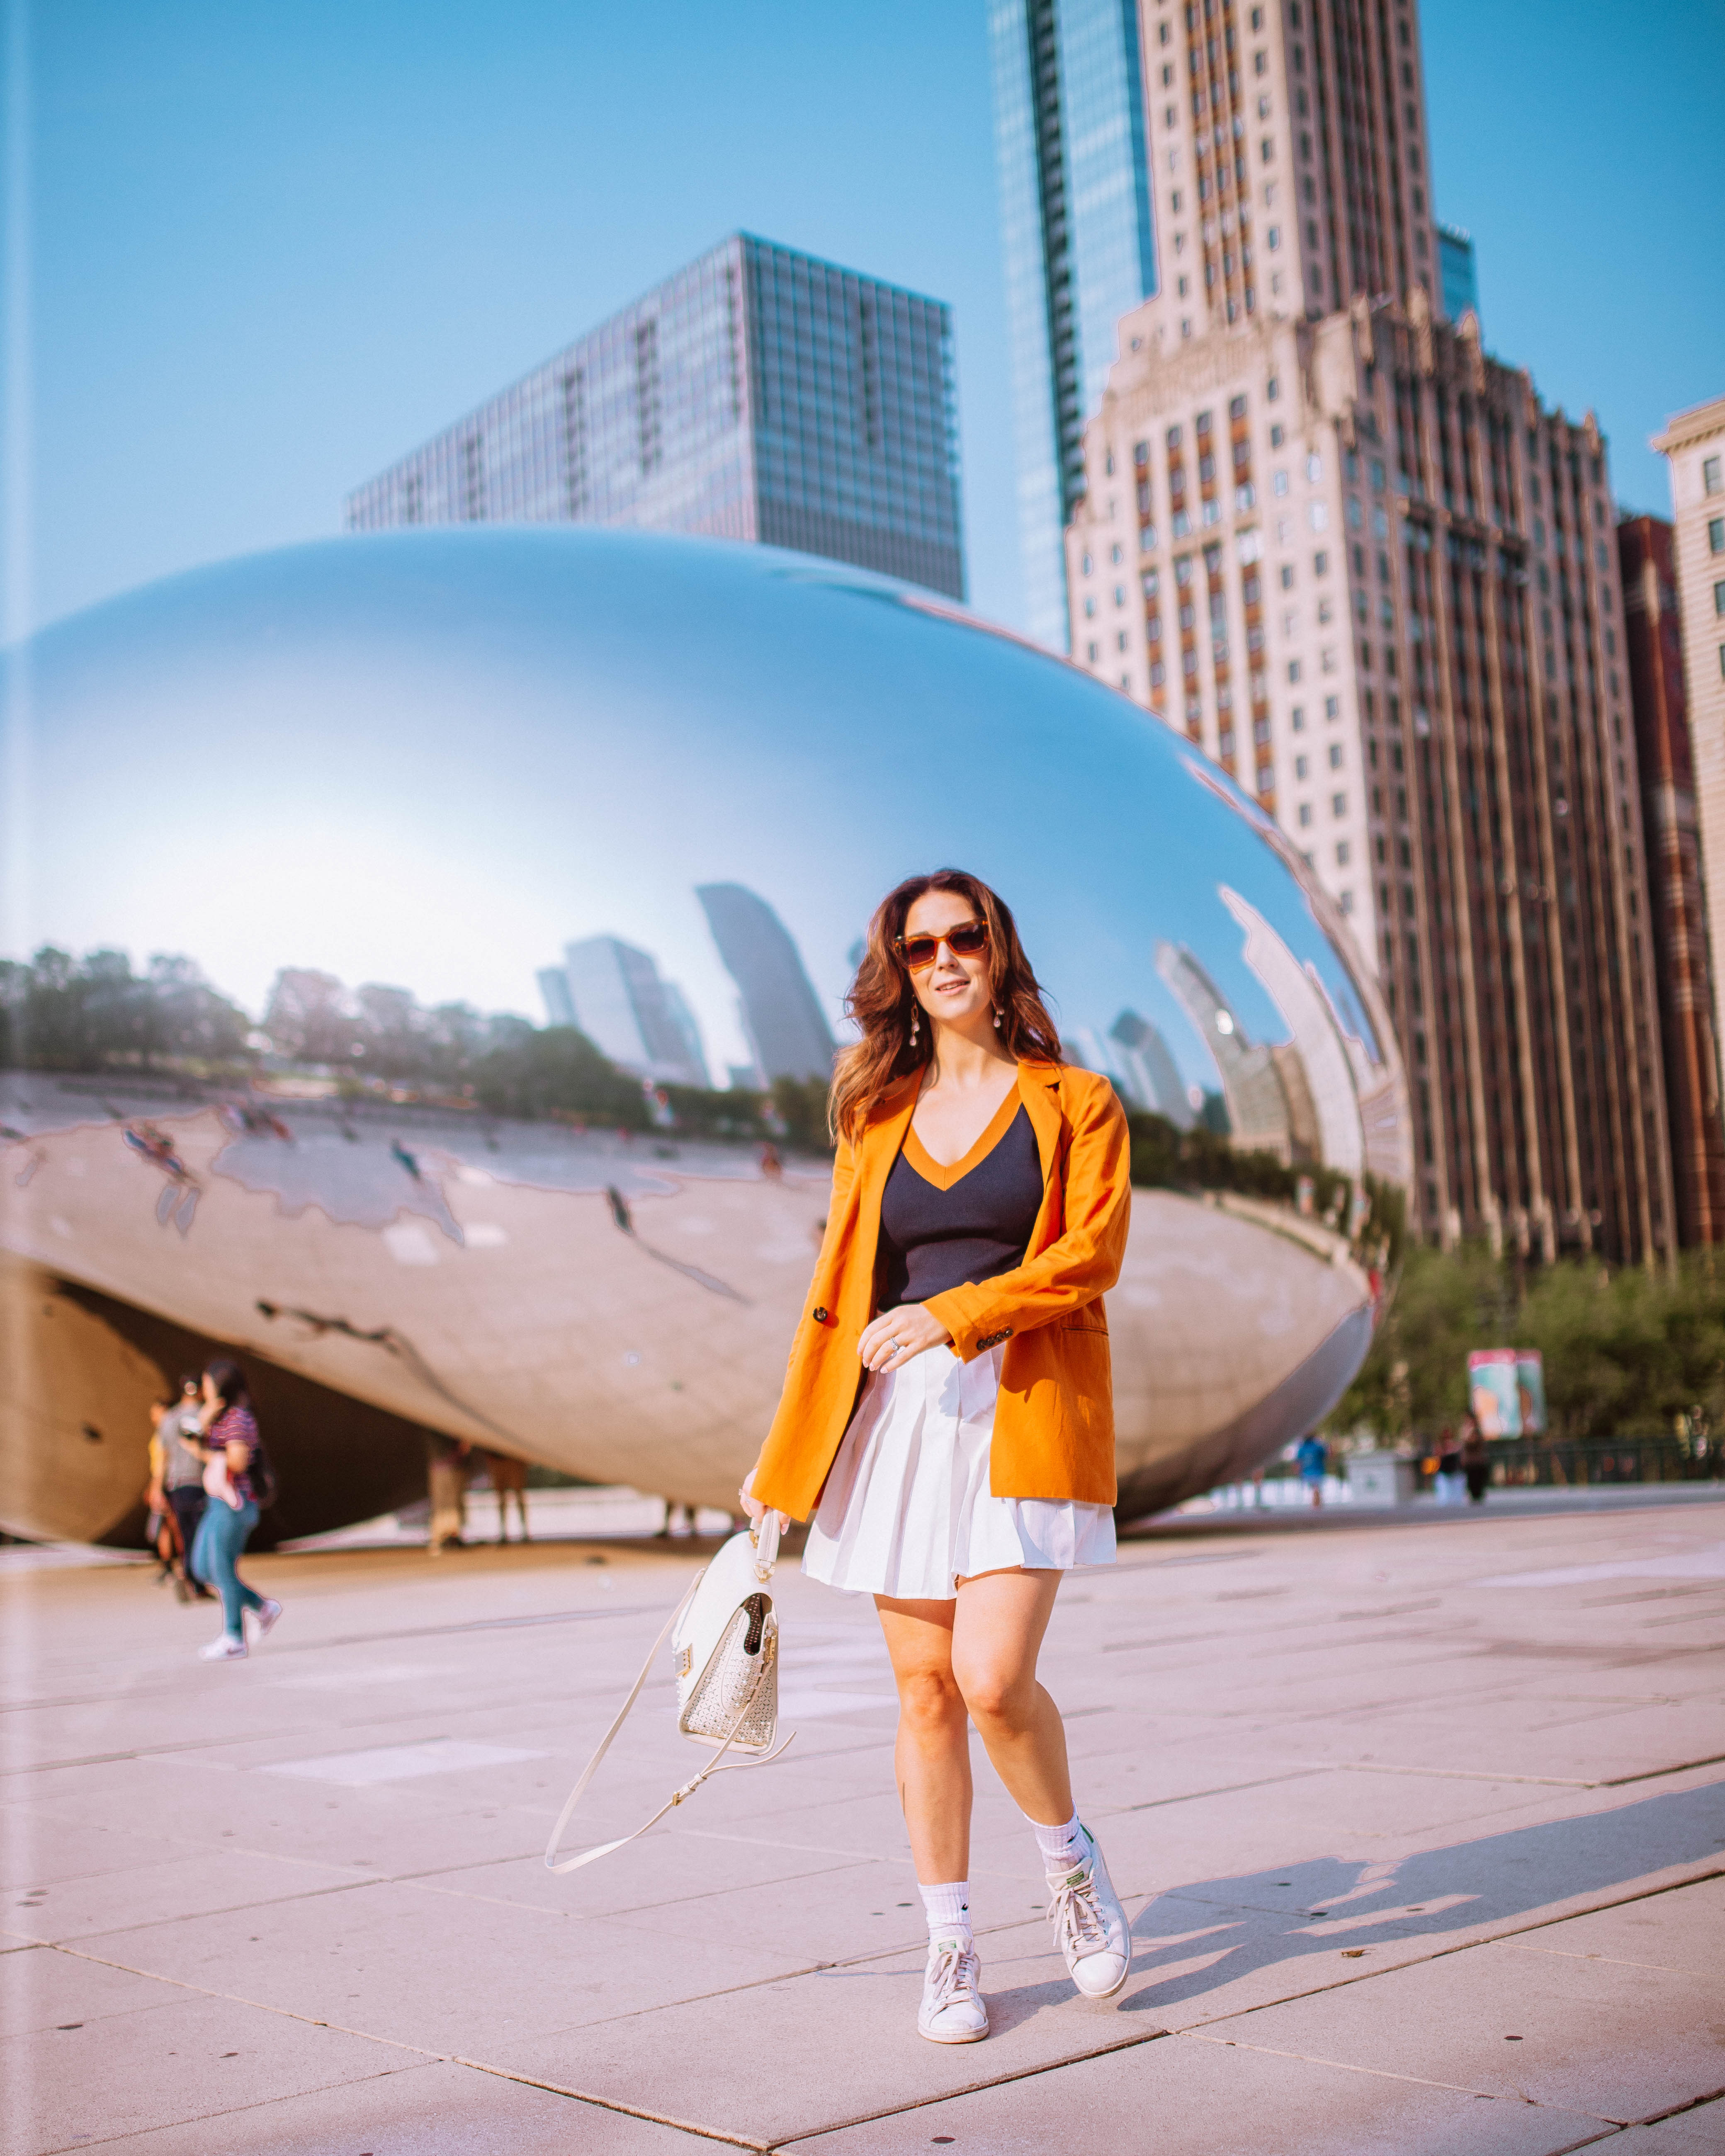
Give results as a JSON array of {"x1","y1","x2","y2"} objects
[{"x1": 3, "y1": 1496, "x2": 1724, "y2": 2154}]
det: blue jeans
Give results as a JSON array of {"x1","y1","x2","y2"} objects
[{"x1": 191, "y1": 1499, "x2": 262, "y2": 1636}]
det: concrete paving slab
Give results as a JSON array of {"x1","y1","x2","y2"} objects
[
  {"x1": 782, "y1": 2024, "x2": 1602, "y2": 2156},
  {"x1": 1199, "y1": 1873, "x2": 1725, "y2": 2126},
  {"x1": 5, "y1": 1503, "x2": 1725, "y2": 2153},
  {"x1": 73, "y1": 1876, "x2": 807, "y2": 2056},
  {"x1": 57, "y1": 2058, "x2": 724, "y2": 2155},
  {"x1": 0, "y1": 1984, "x2": 401, "y2": 2156},
  {"x1": 486, "y1": 1928, "x2": 1160, "y2": 2148},
  {"x1": 0, "y1": 1845, "x2": 362, "y2": 1945},
  {"x1": 1501, "y1": 1874, "x2": 1725, "y2": 1980},
  {"x1": 0, "y1": 1940, "x2": 177, "y2": 2038},
  {"x1": 1610, "y1": 2096, "x2": 1725, "y2": 2151}
]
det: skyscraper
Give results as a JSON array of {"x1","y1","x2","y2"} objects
[
  {"x1": 696, "y1": 884, "x2": 836, "y2": 1085},
  {"x1": 1618, "y1": 512, "x2": 1725, "y2": 1247},
  {"x1": 1063, "y1": 0, "x2": 1673, "y2": 1263},
  {"x1": 989, "y1": 0, "x2": 1157, "y2": 648},
  {"x1": 540, "y1": 936, "x2": 710, "y2": 1089},
  {"x1": 1653, "y1": 396, "x2": 1725, "y2": 1120},
  {"x1": 346, "y1": 236, "x2": 965, "y2": 602},
  {"x1": 1438, "y1": 225, "x2": 1479, "y2": 326}
]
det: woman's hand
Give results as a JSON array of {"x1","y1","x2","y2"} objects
[
  {"x1": 858, "y1": 1303, "x2": 952, "y2": 1374},
  {"x1": 736, "y1": 1466, "x2": 787, "y2": 1536}
]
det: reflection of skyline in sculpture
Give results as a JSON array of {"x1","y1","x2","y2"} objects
[
  {"x1": 1156, "y1": 942, "x2": 1297, "y2": 1161},
  {"x1": 537, "y1": 935, "x2": 712, "y2": 1089},
  {"x1": 696, "y1": 883, "x2": 836, "y2": 1084},
  {"x1": 1107, "y1": 1009, "x2": 1195, "y2": 1130},
  {"x1": 1222, "y1": 888, "x2": 1364, "y2": 1178}
]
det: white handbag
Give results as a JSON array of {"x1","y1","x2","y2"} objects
[{"x1": 544, "y1": 1515, "x2": 794, "y2": 1875}]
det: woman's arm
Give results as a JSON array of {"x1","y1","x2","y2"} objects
[{"x1": 923, "y1": 1077, "x2": 1131, "y2": 1361}]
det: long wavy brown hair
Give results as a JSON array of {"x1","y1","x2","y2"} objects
[{"x1": 828, "y1": 869, "x2": 1064, "y2": 1143}]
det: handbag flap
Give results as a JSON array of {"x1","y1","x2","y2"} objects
[{"x1": 673, "y1": 1530, "x2": 768, "y2": 1701}]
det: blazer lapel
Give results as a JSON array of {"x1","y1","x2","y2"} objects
[{"x1": 1017, "y1": 1060, "x2": 1065, "y2": 1185}]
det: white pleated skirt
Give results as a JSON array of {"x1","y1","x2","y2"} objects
[{"x1": 802, "y1": 1342, "x2": 1116, "y2": 1601}]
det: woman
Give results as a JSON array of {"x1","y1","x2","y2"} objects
[
  {"x1": 741, "y1": 869, "x2": 1133, "y2": 2046},
  {"x1": 187, "y1": 1358, "x2": 282, "y2": 1661}
]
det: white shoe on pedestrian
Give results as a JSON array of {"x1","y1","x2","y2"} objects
[
  {"x1": 917, "y1": 1936, "x2": 988, "y2": 2043},
  {"x1": 1047, "y1": 1826, "x2": 1131, "y2": 2000},
  {"x1": 251, "y1": 1598, "x2": 283, "y2": 1641},
  {"x1": 199, "y1": 1634, "x2": 247, "y2": 1661}
]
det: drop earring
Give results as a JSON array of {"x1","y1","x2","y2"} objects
[
  {"x1": 909, "y1": 1005, "x2": 921, "y2": 1046},
  {"x1": 993, "y1": 1008, "x2": 1003, "y2": 1031}
]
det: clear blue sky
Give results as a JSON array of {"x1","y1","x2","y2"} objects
[{"x1": 5, "y1": 0, "x2": 1721, "y2": 639}]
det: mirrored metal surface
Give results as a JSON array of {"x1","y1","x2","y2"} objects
[{"x1": 1, "y1": 529, "x2": 1408, "y2": 1539}]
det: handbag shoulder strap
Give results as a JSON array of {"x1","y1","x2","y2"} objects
[{"x1": 543, "y1": 1565, "x2": 792, "y2": 1876}]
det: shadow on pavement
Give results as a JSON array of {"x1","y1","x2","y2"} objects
[{"x1": 1117, "y1": 1777, "x2": 1725, "y2": 2014}]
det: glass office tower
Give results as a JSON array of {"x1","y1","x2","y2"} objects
[
  {"x1": 346, "y1": 235, "x2": 965, "y2": 602},
  {"x1": 989, "y1": 0, "x2": 1155, "y2": 648},
  {"x1": 1438, "y1": 224, "x2": 1480, "y2": 325}
]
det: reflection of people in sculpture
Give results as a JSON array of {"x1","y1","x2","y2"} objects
[
  {"x1": 483, "y1": 1449, "x2": 531, "y2": 1543},
  {"x1": 741, "y1": 869, "x2": 1133, "y2": 2047}
]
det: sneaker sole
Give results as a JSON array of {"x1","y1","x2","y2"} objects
[{"x1": 917, "y1": 2018, "x2": 990, "y2": 2044}]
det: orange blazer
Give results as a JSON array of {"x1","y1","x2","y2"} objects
[{"x1": 752, "y1": 1060, "x2": 1131, "y2": 1520}]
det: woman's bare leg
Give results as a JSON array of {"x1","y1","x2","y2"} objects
[
  {"x1": 949, "y1": 1568, "x2": 1073, "y2": 1826},
  {"x1": 875, "y1": 1596, "x2": 972, "y2": 1882}
]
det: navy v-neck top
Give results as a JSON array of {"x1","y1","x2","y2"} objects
[{"x1": 876, "y1": 1088, "x2": 1044, "y2": 1311}]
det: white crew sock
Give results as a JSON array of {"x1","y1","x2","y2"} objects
[
  {"x1": 918, "y1": 1880, "x2": 972, "y2": 1945},
  {"x1": 1030, "y1": 1810, "x2": 1088, "y2": 1874}
]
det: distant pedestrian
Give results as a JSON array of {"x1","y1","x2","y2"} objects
[
  {"x1": 159, "y1": 1377, "x2": 214, "y2": 1603},
  {"x1": 427, "y1": 1434, "x2": 470, "y2": 1553},
  {"x1": 1296, "y1": 1432, "x2": 1328, "y2": 1506},
  {"x1": 1460, "y1": 1418, "x2": 1490, "y2": 1504},
  {"x1": 186, "y1": 1359, "x2": 281, "y2": 1660},
  {"x1": 144, "y1": 1402, "x2": 173, "y2": 1582},
  {"x1": 1435, "y1": 1426, "x2": 1465, "y2": 1505},
  {"x1": 484, "y1": 1450, "x2": 530, "y2": 1543}
]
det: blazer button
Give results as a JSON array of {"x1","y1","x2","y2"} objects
[{"x1": 813, "y1": 1306, "x2": 829, "y2": 1323}]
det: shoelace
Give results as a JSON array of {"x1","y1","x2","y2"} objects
[
  {"x1": 1048, "y1": 1863, "x2": 1110, "y2": 1959},
  {"x1": 924, "y1": 1939, "x2": 980, "y2": 2016}
]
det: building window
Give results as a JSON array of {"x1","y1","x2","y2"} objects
[
  {"x1": 1087, "y1": 642, "x2": 1099, "y2": 662},
  {"x1": 1297, "y1": 802, "x2": 1313, "y2": 828},
  {"x1": 1331, "y1": 791, "x2": 1347, "y2": 817},
  {"x1": 1118, "y1": 631, "x2": 1130, "y2": 652},
  {"x1": 1085, "y1": 597, "x2": 1096, "y2": 618},
  {"x1": 1336, "y1": 840, "x2": 1351, "y2": 866},
  {"x1": 1329, "y1": 742, "x2": 1344, "y2": 769},
  {"x1": 1339, "y1": 889, "x2": 1354, "y2": 914},
  {"x1": 1324, "y1": 694, "x2": 1339, "y2": 719},
  {"x1": 1291, "y1": 704, "x2": 1306, "y2": 730},
  {"x1": 1710, "y1": 517, "x2": 1725, "y2": 554},
  {"x1": 1288, "y1": 659, "x2": 1302, "y2": 682},
  {"x1": 1705, "y1": 455, "x2": 1723, "y2": 496},
  {"x1": 1310, "y1": 502, "x2": 1329, "y2": 532},
  {"x1": 1295, "y1": 754, "x2": 1310, "y2": 779},
  {"x1": 1257, "y1": 763, "x2": 1274, "y2": 793},
  {"x1": 1715, "y1": 580, "x2": 1725, "y2": 618}
]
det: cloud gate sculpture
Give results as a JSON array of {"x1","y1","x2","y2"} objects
[{"x1": 0, "y1": 529, "x2": 1409, "y2": 1544}]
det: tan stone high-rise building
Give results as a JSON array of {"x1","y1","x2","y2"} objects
[
  {"x1": 1064, "y1": 0, "x2": 1673, "y2": 1263},
  {"x1": 1652, "y1": 396, "x2": 1725, "y2": 1103},
  {"x1": 1618, "y1": 512, "x2": 1725, "y2": 1247}
]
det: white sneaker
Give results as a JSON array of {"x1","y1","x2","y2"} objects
[
  {"x1": 1047, "y1": 1826, "x2": 1131, "y2": 2000},
  {"x1": 251, "y1": 1598, "x2": 283, "y2": 1641},
  {"x1": 917, "y1": 1935, "x2": 988, "y2": 2044},
  {"x1": 199, "y1": 1634, "x2": 247, "y2": 1661}
]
